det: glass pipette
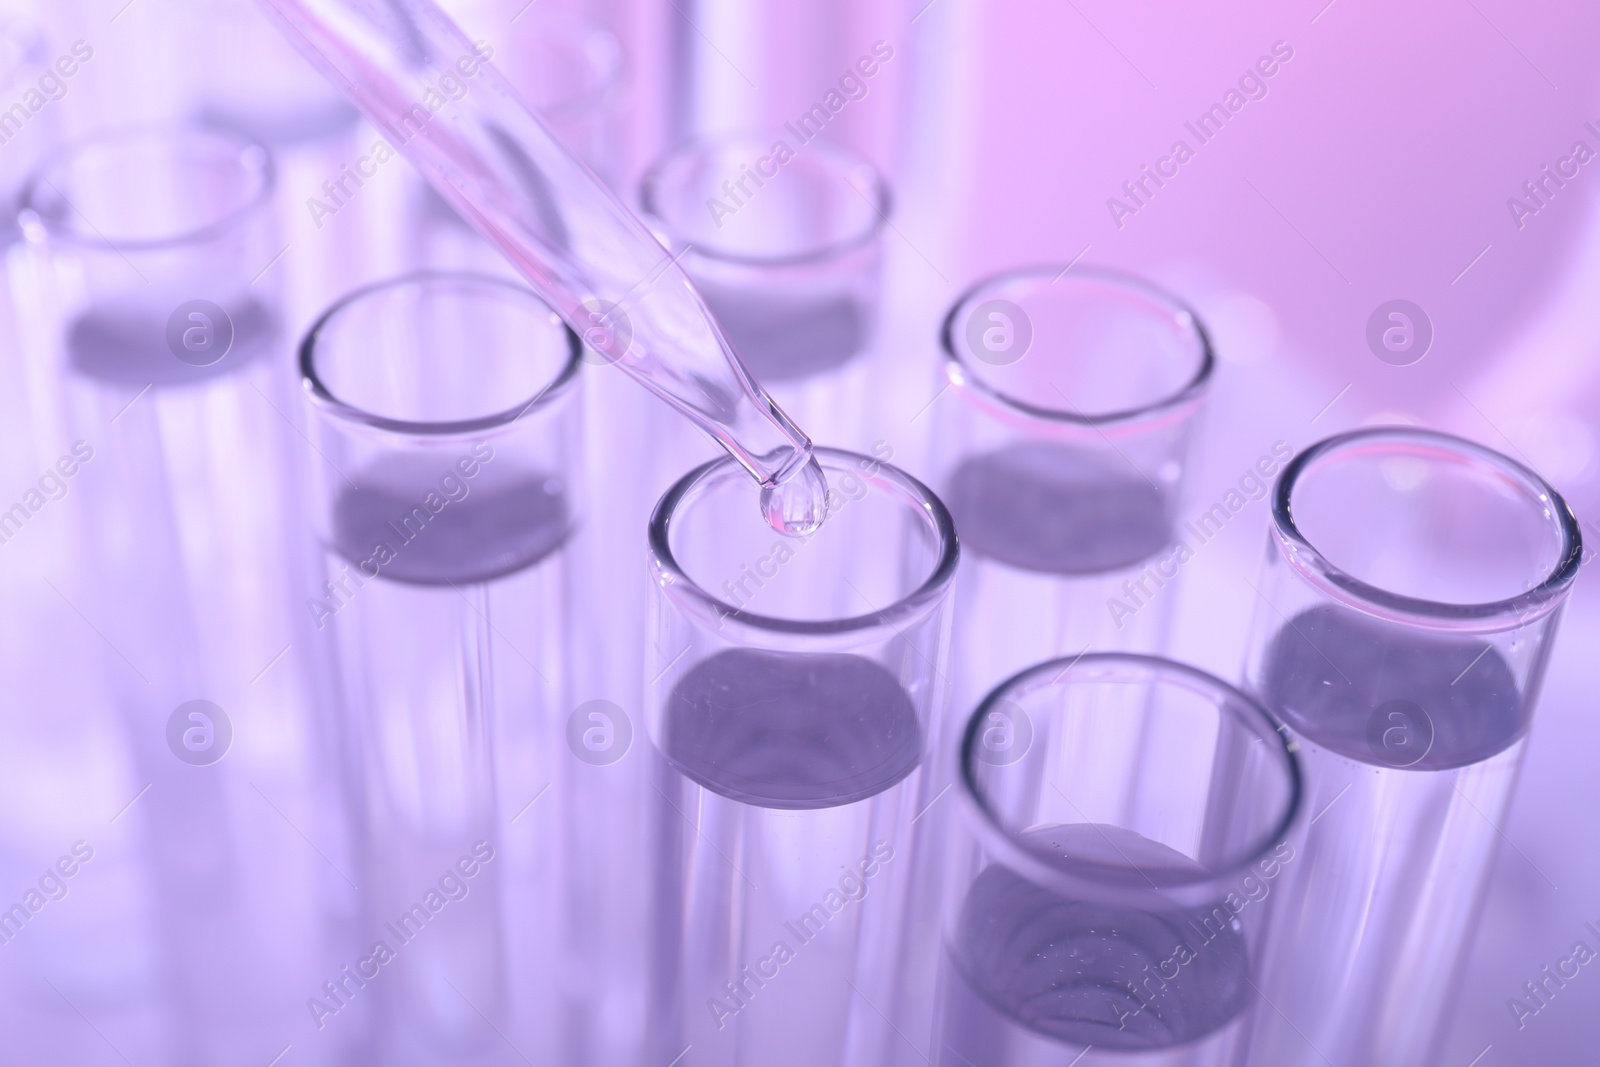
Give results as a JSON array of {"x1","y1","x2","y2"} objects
[{"x1": 257, "y1": 0, "x2": 830, "y2": 534}]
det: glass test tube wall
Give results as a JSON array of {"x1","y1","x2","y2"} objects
[
  {"x1": 408, "y1": 2, "x2": 628, "y2": 273},
  {"x1": 1238, "y1": 428, "x2": 1582, "y2": 1066},
  {"x1": 15, "y1": 124, "x2": 295, "y2": 712},
  {"x1": 932, "y1": 266, "x2": 1214, "y2": 720},
  {"x1": 639, "y1": 136, "x2": 890, "y2": 452},
  {"x1": 300, "y1": 273, "x2": 583, "y2": 1066},
  {"x1": 11, "y1": 122, "x2": 336, "y2": 1064},
  {"x1": 663, "y1": 0, "x2": 905, "y2": 173},
  {"x1": 0, "y1": 10, "x2": 64, "y2": 229},
  {"x1": 930, "y1": 655, "x2": 1301, "y2": 1067},
  {"x1": 448, "y1": 1, "x2": 628, "y2": 187},
  {"x1": 188, "y1": 0, "x2": 360, "y2": 147},
  {"x1": 645, "y1": 447, "x2": 958, "y2": 1067}
]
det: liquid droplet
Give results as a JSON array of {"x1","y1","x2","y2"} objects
[{"x1": 761, "y1": 456, "x2": 829, "y2": 537}]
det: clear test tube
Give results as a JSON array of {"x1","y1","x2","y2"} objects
[
  {"x1": 639, "y1": 136, "x2": 890, "y2": 451},
  {"x1": 663, "y1": 0, "x2": 903, "y2": 167},
  {"x1": 930, "y1": 654, "x2": 1302, "y2": 1067},
  {"x1": 411, "y1": 3, "x2": 628, "y2": 270},
  {"x1": 645, "y1": 446, "x2": 958, "y2": 1067},
  {"x1": 932, "y1": 266, "x2": 1214, "y2": 722},
  {"x1": 1237, "y1": 428, "x2": 1582, "y2": 1067},
  {"x1": 466, "y1": 3, "x2": 626, "y2": 185},
  {"x1": 189, "y1": 0, "x2": 360, "y2": 147},
  {"x1": 15, "y1": 123, "x2": 289, "y2": 682},
  {"x1": 17, "y1": 123, "x2": 284, "y2": 395},
  {"x1": 12, "y1": 123, "x2": 331, "y2": 1064},
  {"x1": 300, "y1": 272, "x2": 582, "y2": 1065},
  {"x1": 0, "y1": 12, "x2": 67, "y2": 476},
  {"x1": 0, "y1": 12, "x2": 60, "y2": 238},
  {"x1": 432, "y1": 0, "x2": 630, "y2": 182}
]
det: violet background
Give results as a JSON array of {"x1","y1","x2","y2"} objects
[{"x1": 0, "y1": 0, "x2": 1595, "y2": 1063}]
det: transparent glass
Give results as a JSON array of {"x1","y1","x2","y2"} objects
[
  {"x1": 640, "y1": 136, "x2": 889, "y2": 448},
  {"x1": 410, "y1": 5, "x2": 629, "y2": 271},
  {"x1": 927, "y1": 655, "x2": 1301, "y2": 1067},
  {"x1": 11, "y1": 122, "x2": 329, "y2": 1065},
  {"x1": 301, "y1": 272, "x2": 583, "y2": 1066},
  {"x1": 1238, "y1": 427, "x2": 1582, "y2": 1067},
  {"x1": 441, "y1": 1, "x2": 625, "y2": 183},
  {"x1": 262, "y1": 0, "x2": 823, "y2": 501},
  {"x1": 645, "y1": 446, "x2": 958, "y2": 1067},
  {"x1": 639, "y1": 136, "x2": 888, "y2": 451},
  {"x1": 191, "y1": 0, "x2": 361, "y2": 145},
  {"x1": 932, "y1": 266, "x2": 1214, "y2": 720},
  {"x1": 0, "y1": 11, "x2": 58, "y2": 241},
  {"x1": 19, "y1": 123, "x2": 282, "y2": 388},
  {"x1": 660, "y1": 0, "x2": 901, "y2": 162}
]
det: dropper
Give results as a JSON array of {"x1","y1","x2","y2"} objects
[{"x1": 257, "y1": 0, "x2": 829, "y2": 535}]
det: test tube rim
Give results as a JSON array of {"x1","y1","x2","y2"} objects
[
  {"x1": 941, "y1": 264, "x2": 1214, "y2": 432},
  {"x1": 638, "y1": 135, "x2": 891, "y2": 268},
  {"x1": 958, "y1": 652, "x2": 1303, "y2": 909},
  {"x1": 1271, "y1": 427, "x2": 1583, "y2": 632},
  {"x1": 17, "y1": 122, "x2": 276, "y2": 253},
  {"x1": 647, "y1": 446, "x2": 959, "y2": 639},
  {"x1": 299, "y1": 270, "x2": 583, "y2": 437}
]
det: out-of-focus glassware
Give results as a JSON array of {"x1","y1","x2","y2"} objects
[
  {"x1": 640, "y1": 135, "x2": 889, "y2": 451},
  {"x1": 192, "y1": 0, "x2": 361, "y2": 147},
  {"x1": 439, "y1": 1, "x2": 625, "y2": 183},
  {"x1": 413, "y1": 4, "x2": 629, "y2": 271},
  {"x1": 0, "y1": 11, "x2": 60, "y2": 240},
  {"x1": 933, "y1": 265, "x2": 1214, "y2": 719},
  {"x1": 13, "y1": 121, "x2": 340, "y2": 1065}
]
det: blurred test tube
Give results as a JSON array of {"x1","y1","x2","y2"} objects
[
  {"x1": 13, "y1": 121, "x2": 337, "y2": 1063},
  {"x1": 0, "y1": 11, "x2": 64, "y2": 242},
  {"x1": 931, "y1": 266, "x2": 1214, "y2": 722},
  {"x1": 449, "y1": 2, "x2": 627, "y2": 185},
  {"x1": 639, "y1": 134, "x2": 890, "y2": 452},
  {"x1": 665, "y1": 0, "x2": 904, "y2": 176},
  {"x1": 190, "y1": 0, "x2": 362, "y2": 148},
  {"x1": 410, "y1": 2, "x2": 629, "y2": 271}
]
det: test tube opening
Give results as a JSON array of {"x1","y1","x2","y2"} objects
[
  {"x1": 20, "y1": 123, "x2": 275, "y2": 251},
  {"x1": 1271, "y1": 426, "x2": 1582, "y2": 627},
  {"x1": 937, "y1": 266, "x2": 1213, "y2": 580},
  {"x1": 941, "y1": 266, "x2": 1213, "y2": 431},
  {"x1": 301, "y1": 270, "x2": 583, "y2": 434},
  {"x1": 20, "y1": 122, "x2": 282, "y2": 387},
  {"x1": 650, "y1": 446, "x2": 957, "y2": 635},
  {"x1": 641, "y1": 137, "x2": 890, "y2": 386},
  {"x1": 301, "y1": 271, "x2": 584, "y2": 587},
  {"x1": 959, "y1": 654, "x2": 1302, "y2": 907},
  {"x1": 942, "y1": 655, "x2": 1301, "y2": 1058}
]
